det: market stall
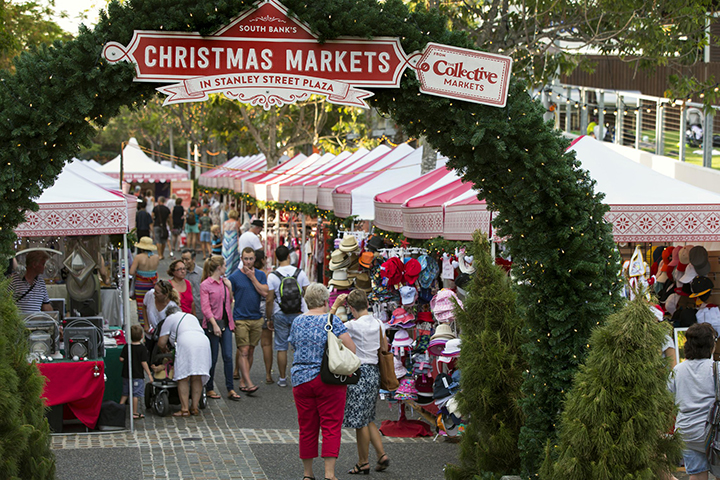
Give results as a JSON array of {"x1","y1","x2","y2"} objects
[
  {"x1": 374, "y1": 165, "x2": 457, "y2": 233},
  {"x1": 278, "y1": 151, "x2": 338, "y2": 203},
  {"x1": 317, "y1": 144, "x2": 414, "y2": 211},
  {"x1": 242, "y1": 153, "x2": 309, "y2": 201},
  {"x1": 332, "y1": 147, "x2": 438, "y2": 220},
  {"x1": 301, "y1": 148, "x2": 372, "y2": 204},
  {"x1": 96, "y1": 137, "x2": 188, "y2": 183},
  {"x1": 226, "y1": 154, "x2": 268, "y2": 191}
]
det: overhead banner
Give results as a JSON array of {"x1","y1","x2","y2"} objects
[{"x1": 102, "y1": 0, "x2": 511, "y2": 109}]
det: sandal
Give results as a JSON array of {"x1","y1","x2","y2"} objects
[
  {"x1": 265, "y1": 378, "x2": 275, "y2": 384},
  {"x1": 233, "y1": 373, "x2": 241, "y2": 380},
  {"x1": 348, "y1": 462, "x2": 369, "y2": 475},
  {"x1": 190, "y1": 408, "x2": 200, "y2": 416},
  {"x1": 375, "y1": 453, "x2": 390, "y2": 471},
  {"x1": 132, "y1": 413, "x2": 145, "y2": 419},
  {"x1": 240, "y1": 385, "x2": 259, "y2": 395},
  {"x1": 207, "y1": 390, "x2": 222, "y2": 399},
  {"x1": 302, "y1": 477, "x2": 315, "y2": 480},
  {"x1": 172, "y1": 410, "x2": 190, "y2": 417},
  {"x1": 228, "y1": 390, "x2": 242, "y2": 401}
]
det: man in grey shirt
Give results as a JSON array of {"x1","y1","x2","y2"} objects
[{"x1": 181, "y1": 249, "x2": 204, "y2": 322}]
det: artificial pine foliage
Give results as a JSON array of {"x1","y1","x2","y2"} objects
[
  {"x1": 0, "y1": 279, "x2": 55, "y2": 479},
  {"x1": 539, "y1": 296, "x2": 681, "y2": 480},
  {"x1": 0, "y1": 0, "x2": 620, "y2": 474},
  {"x1": 445, "y1": 232, "x2": 526, "y2": 480}
]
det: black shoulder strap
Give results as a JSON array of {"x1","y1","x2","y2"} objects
[
  {"x1": 15, "y1": 277, "x2": 38, "y2": 302},
  {"x1": 271, "y1": 270, "x2": 285, "y2": 280},
  {"x1": 291, "y1": 268, "x2": 301, "y2": 279}
]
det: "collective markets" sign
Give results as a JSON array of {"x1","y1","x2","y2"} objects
[{"x1": 103, "y1": 0, "x2": 512, "y2": 109}]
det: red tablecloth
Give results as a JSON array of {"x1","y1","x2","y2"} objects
[{"x1": 36, "y1": 360, "x2": 105, "y2": 429}]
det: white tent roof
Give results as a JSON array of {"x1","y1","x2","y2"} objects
[
  {"x1": 97, "y1": 138, "x2": 188, "y2": 183},
  {"x1": 570, "y1": 136, "x2": 720, "y2": 241},
  {"x1": 15, "y1": 167, "x2": 137, "y2": 237},
  {"x1": 83, "y1": 159, "x2": 102, "y2": 169},
  {"x1": 65, "y1": 159, "x2": 121, "y2": 190}
]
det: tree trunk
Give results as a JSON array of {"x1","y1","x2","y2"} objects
[{"x1": 419, "y1": 135, "x2": 437, "y2": 174}]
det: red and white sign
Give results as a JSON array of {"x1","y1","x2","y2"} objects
[
  {"x1": 102, "y1": 0, "x2": 512, "y2": 109},
  {"x1": 103, "y1": 0, "x2": 408, "y2": 109},
  {"x1": 414, "y1": 43, "x2": 512, "y2": 107}
]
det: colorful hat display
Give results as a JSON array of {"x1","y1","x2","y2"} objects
[
  {"x1": 394, "y1": 378, "x2": 418, "y2": 401},
  {"x1": 668, "y1": 245, "x2": 682, "y2": 267},
  {"x1": 428, "y1": 338, "x2": 448, "y2": 357},
  {"x1": 404, "y1": 258, "x2": 422, "y2": 285},
  {"x1": 389, "y1": 307, "x2": 415, "y2": 326},
  {"x1": 399, "y1": 286, "x2": 418, "y2": 305},
  {"x1": 339, "y1": 234, "x2": 359, "y2": 253},
  {"x1": 328, "y1": 269, "x2": 352, "y2": 288},
  {"x1": 418, "y1": 255, "x2": 440, "y2": 289},
  {"x1": 689, "y1": 246, "x2": 711, "y2": 277},
  {"x1": 678, "y1": 245, "x2": 693, "y2": 266}
]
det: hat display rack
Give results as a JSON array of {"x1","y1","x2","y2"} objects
[{"x1": 334, "y1": 234, "x2": 468, "y2": 439}]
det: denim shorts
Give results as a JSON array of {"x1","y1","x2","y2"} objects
[
  {"x1": 122, "y1": 378, "x2": 145, "y2": 398},
  {"x1": 273, "y1": 311, "x2": 300, "y2": 351},
  {"x1": 683, "y1": 448, "x2": 709, "y2": 475},
  {"x1": 200, "y1": 231, "x2": 212, "y2": 243}
]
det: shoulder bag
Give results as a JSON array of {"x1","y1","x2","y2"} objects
[
  {"x1": 377, "y1": 321, "x2": 399, "y2": 391},
  {"x1": 705, "y1": 361, "x2": 720, "y2": 476},
  {"x1": 320, "y1": 313, "x2": 361, "y2": 385}
]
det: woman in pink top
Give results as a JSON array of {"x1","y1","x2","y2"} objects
[
  {"x1": 200, "y1": 255, "x2": 239, "y2": 401},
  {"x1": 168, "y1": 259, "x2": 195, "y2": 315}
]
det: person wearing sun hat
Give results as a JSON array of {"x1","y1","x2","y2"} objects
[
  {"x1": 692, "y1": 276, "x2": 720, "y2": 336},
  {"x1": 130, "y1": 236, "x2": 160, "y2": 328}
]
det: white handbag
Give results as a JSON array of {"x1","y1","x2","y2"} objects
[{"x1": 324, "y1": 314, "x2": 361, "y2": 376}]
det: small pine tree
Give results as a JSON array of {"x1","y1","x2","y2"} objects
[
  {"x1": 539, "y1": 295, "x2": 681, "y2": 480},
  {"x1": 445, "y1": 232, "x2": 527, "y2": 480},
  {"x1": 0, "y1": 280, "x2": 55, "y2": 479}
]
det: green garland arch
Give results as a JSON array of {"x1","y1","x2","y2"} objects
[{"x1": 0, "y1": 0, "x2": 621, "y2": 475}]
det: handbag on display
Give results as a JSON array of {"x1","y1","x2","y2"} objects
[
  {"x1": 377, "y1": 322, "x2": 399, "y2": 391},
  {"x1": 320, "y1": 313, "x2": 361, "y2": 385},
  {"x1": 705, "y1": 361, "x2": 720, "y2": 476}
]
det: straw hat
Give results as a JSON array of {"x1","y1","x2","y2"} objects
[
  {"x1": 134, "y1": 236, "x2": 157, "y2": 251},
  {"x1": 328, "y1": 269, "x2": 352, "y2": 288},
  {"x1": 329, "y1": 250, "x2": 351, "y2": 271},
  {"x1": 354, "y1": 272, "x2": 372, "y2": 292},
  {"x1": 339, "y1": 235, "x2": 359, "y2": 253}
]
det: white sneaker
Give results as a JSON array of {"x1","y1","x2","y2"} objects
[{"x1": 277, "y1": 378, "x2": 287, "y2": 387}]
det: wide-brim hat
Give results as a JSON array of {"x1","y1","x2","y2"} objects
[
  {"x1": 680, "y1": 264, "x2": 698, "y2": 284},
  {"x1": 339, "y1": 235, "x2": 359, "y2": 253},
  {"x1": 328, "y1": 269, "x2": 353, "y2": 288},
  {"x1": 390, "y1": 307, "x2": 415, "y2": 325},
  {"x1": 431, "y1": 289, "x2": 463, "y2": 314},
  {"x1": 435, "y1": 310, "x2": 456, "y2": 323},
  {"x1": 134, "y1": 236, "x2": 157, "y2": 251},
  {"x1": 442, "y1": 338, "x2": 462, "y2": 356},
  {"x1": 431, "y1": 324, "x2": 455, "y2": 341},
  {"x1": 668, "y1": 246, "x2": 682, "y2": 267},
  {"x1": 690, "y1": 276, "x2": 714, "y2": 300},
  {"x1": 404, "y1": 258, "x2": 422, "y2": 285},
  {"x1": 689, "y1": 246, "x2": 711, "y2": 276},
  {"x1": 393, "y1": 357, "x2": 408, "y2": 378},
  {"x1": 427, "y1": 339, "x2": 448, "y2": 357}
]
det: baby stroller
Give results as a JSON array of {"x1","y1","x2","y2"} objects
[{"x1": 144, "y1": 320, "x2": 207, "y2": 416}]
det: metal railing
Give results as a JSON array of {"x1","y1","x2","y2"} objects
[{"x1": 545, "y1": 84, "x2": 720, "y2": 169}]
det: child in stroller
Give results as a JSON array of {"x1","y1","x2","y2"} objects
[{"x1": 144, "y1": 318, "x2": 207, "y2": 416}]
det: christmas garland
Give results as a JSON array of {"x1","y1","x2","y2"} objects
[{"x1": 0, "y1": 0, "x2": 621, "y2": 474}]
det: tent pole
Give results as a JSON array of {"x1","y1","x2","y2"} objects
[
  {"x1": 123, "y1": 233, "x2": 134, "y2": 432},
  {"x1": 119, "y1": 142, "x2": 125, "y2": 190},
  {"x1": 301, "y1": 214, "x2": 306, "y2": 271}
]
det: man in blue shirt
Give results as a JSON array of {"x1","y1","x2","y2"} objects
[{"x1": 228, "y1": 246, "x2": 268, "y2": 395}]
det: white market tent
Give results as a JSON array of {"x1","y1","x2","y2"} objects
[
  {"x1": 65, "y1": 158, "x2": 122, "y2": 190},
  {"x1": 15, "y1": 167, "x2": 137, "y2": 237},
  {"x1": 569, "y1": 136, "x2": 720, "y2": 242},
  {"x1": 97, "y1": 138, "x2": 188, "y2": 183}
]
